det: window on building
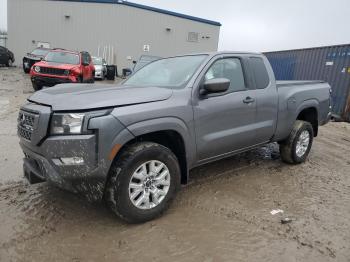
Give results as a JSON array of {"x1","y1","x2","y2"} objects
[{"x1": 188, "y1": 32, "x2": 199, "y2": 42}]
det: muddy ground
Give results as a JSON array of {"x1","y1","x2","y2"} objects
[{"x1": 0, "y1": 67, "x2": 349, "y2": 262}]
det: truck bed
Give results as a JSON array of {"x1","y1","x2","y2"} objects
[{"x1": 273, "y1": 80, "x2": 331, "y2": 142}]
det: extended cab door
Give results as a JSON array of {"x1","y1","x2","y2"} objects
[
  {"x1": 248, "y1": 57, "x2": 278, "y2": 144},
  {"x1": 193, "y1": 56, "x2": 257, "y2": 162}
]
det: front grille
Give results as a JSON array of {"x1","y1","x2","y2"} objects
[
  {"x1": 18, "y1": 111, "x2": 36, "y2": 141},
  {"x1": 40, "y1": 67, "x2": 66, "y2": 76}
]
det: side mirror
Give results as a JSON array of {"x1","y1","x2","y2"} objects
[{"x1": 201, "y1": 78, "x2": 230, "y2": 95}]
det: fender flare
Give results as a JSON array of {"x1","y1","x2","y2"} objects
[
  {"x1": 295, "y1": 99, "x2": 319, "y2": 121},
  {"x1": 126, "y1": 117, "x2": 196, "y2": 167}
]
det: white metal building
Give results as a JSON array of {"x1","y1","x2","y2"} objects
[{"x1": 8, "y1": 0, "x2": 221, "y2": 71}]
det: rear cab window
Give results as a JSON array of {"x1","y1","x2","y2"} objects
[{"x1": 249, "y1": 57, "x2": 270, "y2": 89}]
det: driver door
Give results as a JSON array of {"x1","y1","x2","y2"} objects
[{"x1": 193, "y1": 56, "x2": 257, "y2": 162}]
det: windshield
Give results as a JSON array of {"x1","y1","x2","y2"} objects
[
  {"x1": 133, "y1": 55, "x2": 161, "y2": 72},
  {"x1": 93, "y1": 57, "x2": 103, "y2": 65},
  {"x1": 45, "y1": 51, "x2": 80, "y2": 65},
  {"x1": 124, "y1": 55, "x2": 207, "y2": 88},
  {"x1": 31, "y1": 49, "x2": 49, "y2": 56}
]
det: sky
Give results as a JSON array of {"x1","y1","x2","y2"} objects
[{"x1": 0, "y1": 0, "x2": 349, "y2": 52}]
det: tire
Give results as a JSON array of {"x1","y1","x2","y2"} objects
[
  {"x1": 279, "y1": 120, "x2": 314, "y2": 164},
  {"x1": 32, "y1": 82, "x2": 43, "y2": 91},
  {"x1": 6, "y1": 59, "x2": 13, "y2": 67},
  {"x1": 105, "y1": 142, "x2": 181, "y2": 223},
  {"x1": 90, "y1": 72, "x2": 95, "y2": 83}
]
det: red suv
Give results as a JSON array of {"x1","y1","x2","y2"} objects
[{"x1": 30, "y1": 49, "x2": 95, "y2": 91}]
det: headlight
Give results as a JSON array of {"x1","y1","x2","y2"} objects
[
  {"x1": 50, "y1": 113, "x2": 85, "y2": 135},
  {"x1": 34, "y1": 66, "x2": 40, "y2": 73}
]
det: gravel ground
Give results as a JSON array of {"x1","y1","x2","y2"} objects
[{"x1": 0, "y1": 67, "x2": 349, "y2": 262}]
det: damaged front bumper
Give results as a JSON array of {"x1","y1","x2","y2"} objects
[
  {"x1": 18, "y1": 103, "x2": 134, "y2": 201},
  {"x1": 20, "y1": 134, "x2": 107, "y2": 201}
]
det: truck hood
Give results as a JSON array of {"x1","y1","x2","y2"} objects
[{"x1": 28, "y1": 84, "x2": 173, "y2": 111}]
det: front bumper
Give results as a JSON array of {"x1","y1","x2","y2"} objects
[
  {"x1": 31, "y1": 75, "x2": 75, "y2": 87},
  {"x1": 94, "y1": 71, "x2": 104, "y2": 79},
  {"x1": 20, "y1": 135, "x2": 108, "y2": 201},
  {"x1": 18, "y1": 104, "x2": 134, "y2": 201}
]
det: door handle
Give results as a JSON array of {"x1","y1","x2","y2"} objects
[{"x1": 243, "y1": 97, "x2": 255, "y2": 104}]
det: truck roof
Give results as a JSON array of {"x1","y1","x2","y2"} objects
[{"x1": 161, "y1": 51, "x2": 263, "y2": 59}]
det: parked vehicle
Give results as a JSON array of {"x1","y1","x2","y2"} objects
[
  {"x1": 92, "y1": 56, "x2": 107, "y2": 80},
  {"x1": 23, "y1": 48, "x2": 51, "y2": 73},
  {"x1": 18, "y1": 52, "x2": 331, "y2": 223},
  {"x1": 0, "y1": 46, "x2": 15, "y2": 67},
  {"x1": 30, "y1": 49, "x2": 95, "y2": 91}
]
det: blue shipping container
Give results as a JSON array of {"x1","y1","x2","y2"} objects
[{"x1": 265, "y1": 44, "x2": 350, "y2": 122}]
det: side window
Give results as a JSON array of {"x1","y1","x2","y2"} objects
[
  {"x1": 205, "y1": 58, "x2": 246, "y2": 92},
  {"x1": 250, "y1": 57, "x2": 270, "y2": 89}
]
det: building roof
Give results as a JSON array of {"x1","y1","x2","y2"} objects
[{"x1": 53, "y1": 0, "x2": 222, "y2": 26}]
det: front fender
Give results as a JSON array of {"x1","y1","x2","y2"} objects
[{"x1": 126, "y1": 117, "x2": 196, "y2": 167}]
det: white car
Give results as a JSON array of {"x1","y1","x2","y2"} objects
[{"x1": 92, "y1": 56, "x2": 107, "y2": 80}]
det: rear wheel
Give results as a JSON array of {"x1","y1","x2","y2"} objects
[
  {"x1": 279, "y1": 120, "x2": 314, "y2": 164},
  {"x1": 105, "y1": 142, "x2": 181, "y2": 223},
  {"x1": 90, "y1": 72, "x2": 95, "y2": 83}
]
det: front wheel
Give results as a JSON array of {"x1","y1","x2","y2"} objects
[
  {"x1": 32, "y1": 82, "x2": 43, "y2": 91},
  {"x1": 6, "y1": 59, "x2": 13, "y2": 67},
  {"x1": 279, "y1": 120, "x2": 314, "y2": 164},
  {"x1": 105, "y1": 142, "x2": 181, "y2": 223}
]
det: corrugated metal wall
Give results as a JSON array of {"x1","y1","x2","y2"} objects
[
  {"x1": 8, "y1": 0, "x2": 220, "y2": 71},
  {"x1": 265, "y1": 44, "x2": 350, "y2": 122}
]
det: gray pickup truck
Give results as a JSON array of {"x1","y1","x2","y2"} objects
[{"x1": 18, "y1": 52, "x2": 331, "y2": 223}]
